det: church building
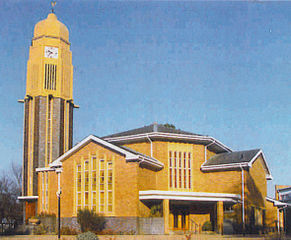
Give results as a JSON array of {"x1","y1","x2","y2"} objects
[{"x1": 19, "y1": 12, "x2": 276, "y2": 235}]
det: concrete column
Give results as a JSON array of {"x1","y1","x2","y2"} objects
[
  {"x1": 169, "y1": 213, "x2": 174, "y2": 231},
  {"x1": 163, "y1": 199, "x2": 169, "y2": 234},
  {"x1": 178, "y1": 214, "x2": 182, "y2": 229},
  {"x1": 217, "y1": 201, "x2": 224, "y2": 234}
]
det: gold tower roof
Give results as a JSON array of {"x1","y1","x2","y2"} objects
[{"x1": 33, "y1": 13, "x2": 69, "y2": 41}]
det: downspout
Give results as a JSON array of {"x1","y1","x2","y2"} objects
[
  {"x1": 146, "y1": 134, "x2": 153, "y2": 157},
  {"x1": 277, "y1": 190, "x2": 281, "y2": 233},
  {"x1": 205, "y1": 140, "x2": 215, "y2": 163},
  {"x1": 277, "y1": 208, "x2": 280, "y2": 233},
  {"x1": 240, "y1": 164, "x2": 245, "y2": 234}
]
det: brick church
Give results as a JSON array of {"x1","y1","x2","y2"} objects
[{"x1": 18, "y1": 11, "x2": 278, "y2": 234}]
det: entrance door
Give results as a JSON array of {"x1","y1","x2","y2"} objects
[
  {"x1": 172, "y1": 209, "x2": 189, "y2": 230},
  {"x1": 25, "y1": 201, "x2": 36, "y2": 223}
]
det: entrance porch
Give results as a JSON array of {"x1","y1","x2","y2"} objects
[{"x1": 139, "y1": 190, "x2": 241, "y2": 234}]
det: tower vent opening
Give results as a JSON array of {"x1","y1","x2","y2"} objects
[{"x1": 44, "y1": 64, "x2": 57, "y2": 90}]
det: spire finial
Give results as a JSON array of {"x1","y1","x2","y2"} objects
[{"x1": 51, "y1": 1, "x2": 56, "y2": 13}]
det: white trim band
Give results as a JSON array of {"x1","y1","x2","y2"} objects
[
  {"x1": 139, "y1": 190, "x2": 241, "y2": 203},
  {"x1": 18, "y1": 196, "x2": 39, "y2": 200},
  {"x1": 35, "y1": 167, "x2": 55, "y2": 172},
  {"x1": 49, "y1": 135, "x2": 163, "y2": 169}
]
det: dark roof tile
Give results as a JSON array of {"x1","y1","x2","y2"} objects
[
  {"x1": 103, "y1": 123, "x2": 203, "y2": 138},
  {"x1": 204, "y1": 149, "x2": 260, "y2": 166}
]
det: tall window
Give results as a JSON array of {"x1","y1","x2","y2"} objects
[
  {"x1": 76, "y1": 164, "x2": 81, "y2": 210},
  {"x1": 84, "y1": 161, "x2": 89, "y2": 208},
  {"x1": 107, "y1": 161, "x2": 113, "y2": 212},
  {"x1": 174, "y1": 152, "x2": 177, "y2": 188},
  {"x1": 178, "y1": 152, "x2": 182, "y2": 188},
  {"x1": 75, "y1": 155, "x2": 114, "y2": 214},
  {"x1": 45, "y1": 172, "x2": 48, "y2": 210},
  {"x1": 99, "y1": 159, "x2": 105, "y2": 213},
  {"x1": 91, "y1": 156, "x2": 97, "y2": 211},
  {"x1": 183, "y1": 152, "x2": 187, "y2": 188},
  {"x1": 169, "y1": 151, "x2": 173, "y2": 188},
  {"x1": 188, "y1": 153, "x2": 192, "y2": 189},
  {"x1": 169, "y1": 150, "x2": 192, "y2": 189},
  {"x1": 42, "y1": 173, "x2": 45, "y2": 210}
]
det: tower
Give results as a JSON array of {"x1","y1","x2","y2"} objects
[{"x1": 20, "y1": 12, "x2": 76, "y2": 218}]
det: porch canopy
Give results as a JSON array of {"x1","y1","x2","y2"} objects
[{"x1": 139, "y1": 190, "x2": 241, "y2": 203}]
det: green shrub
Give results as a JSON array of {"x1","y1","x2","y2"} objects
[
  {"x1": 61, "y1": 226, "x2": 78, "y2": 235},
  {"x1": 202, "y1": 221, "x2": 212, "y2": 231},
  {"x1": 77, "y1": 209, "x2": 106, "y2": 233},
  {"x1": 37, "y1": 212, "x2": 56, "y2": 233},
  {"x1": 33, "y1": 224, "x2": 47, "y2": 235},
  {"x1": 149, "y1": 204, "x2": 162, "y2": 217},
  {"x1": 77, "y1": 231, "x2": 99, "y2": 240}
]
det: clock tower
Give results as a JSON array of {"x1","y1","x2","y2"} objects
[{"x1": 20, "y1": 13, "x2": 76, "y2": 219}]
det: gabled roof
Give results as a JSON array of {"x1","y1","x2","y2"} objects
[
  {"x1": 49, "y1": 135, "x2": 164, "y2": 170},
  {"x1": 277, "y1": 186, "x2": 291, "y2": 194},
  {"x1": 204, "y1": 149, "x2": 260, "y2": 166},
  {"x1": 104, "y1": 123, "x2": 203, "y2": 138},
  {"x1": 266, "y1": 197, "x2": 291, "y2": 208},
  {"x1": 103, "y1": 123, "x2": 232, "y2": 154},
  {"x1": 201, "y1": 149, "x2": 272, "y2": 180}
]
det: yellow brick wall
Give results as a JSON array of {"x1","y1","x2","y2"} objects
[
  {"x1": 125, "y1": 141, "x2": 244, "y2": 195},
  {"x1": 245, "y1": 156, "x2": 267, "y2": 209},
  {"x1": 265, "y1": 200, "x2": 278, "y2": 228},
  {"x1": 193, "y1": 144, "x2": 242, "y2": 194},
  {"x1": 40, "y1": 141, "x2": 140, "y2": 218},
  {"x1": 38, "y1": 139, "x2": 274, "y2": 227}
]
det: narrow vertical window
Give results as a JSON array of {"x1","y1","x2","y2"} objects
[
  {"x1": 179, "y1": 152, "x2": 182, "y2": 188},
  {"x1": 174, "y1": 152, "x2": 177, "y2": 188},
  {"x1": 107, "y1": 160, "x2": 113, "y2": 212},
  {"x1": 84, "y1": 161, "x2": 89, "y2": 208},
  {"x1": 169, "y1": 151, "x2": 173, "y2": 188},
  {"x1": 188, "y1": 153, "x2": 192, "y2": 189},
  {"x1": 183, "y1": 152, "x2": 187, "y2": 188},
  {"x1": 99, "y1": 159, "x2": 105, "y2": 212},
  {"x1": 91, "y1": 156, "x2": 97, "y2": 211},
  {"x1": 76, "y1": 164, "x2": 81, "y2": 211},
  {"x1": 42, "y1": 173, "x2": 45, "y2": 210},
  {"x1": 45, "y1": 172, "x2": 48, "y2": 210}
]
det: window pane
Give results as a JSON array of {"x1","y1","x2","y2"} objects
[
  {"x1": 92, "y1": 156, "x2": 96, "y2": 170},
  {"x1": 85, "y1": 161, "x2": 89, "y2": 171},
  {"x1": 100, "y1": 160, "x2": 105, "y2": 169},
  {"x1": 108, "y1": 205, "x2": 113, "y2": 212}
]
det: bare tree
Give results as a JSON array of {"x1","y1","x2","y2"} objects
[{"x1": 0, "y1": 162, "x2": 23, "y2": 234}]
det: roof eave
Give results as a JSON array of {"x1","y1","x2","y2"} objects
[
  {"x1": 201, "y1": 162, "x2": 249, "y2": 172},
  {"x1": 104, "y1": 132, "x2": 232, "y2": 153}
]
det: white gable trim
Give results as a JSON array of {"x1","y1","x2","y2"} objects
[
  {"x1": 139, "y1": 190, "x2": 241, "y2": 203},
  {"x1": 277, "y1": 187, "x2": 291, "y2": 194},
  {"x1": 50, "y1": 135, "x2": 163, "y2": 169},
  {"x1": 266, "y1": 197, "x2": 291, "y2": 207},
  {"x1": 201, "y1": 150, "x2": 273, "y2": 180},
  {"x1": 248, "y1": 151, "x2": 272, "y2": 180}
]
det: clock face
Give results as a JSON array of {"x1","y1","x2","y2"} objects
[{"x1": 44, "y1": 46, "x2": 58, "y2": 59}]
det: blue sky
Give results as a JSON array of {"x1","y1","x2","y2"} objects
[{"x1": 0, "y1": 1, "x2": 290, "y2": 196}]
